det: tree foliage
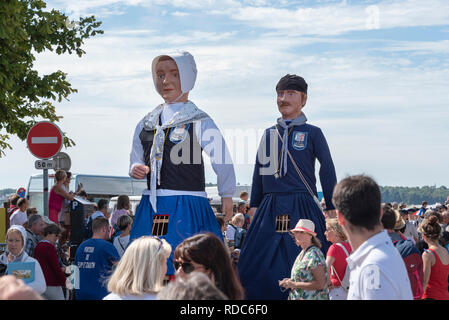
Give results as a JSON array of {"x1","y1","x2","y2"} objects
[
  {"x1": 0, "y1": 0, "x2": 103, "y2": 156},
  {"x1": 380, "y1": 185, "x2": 449, "y2": 206}
]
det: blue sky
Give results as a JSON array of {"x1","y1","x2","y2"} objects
[{"x1": 1, "y1": 0, "x2": 449, "y2": 191}]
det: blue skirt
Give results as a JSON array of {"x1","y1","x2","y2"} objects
[
  {"x1": 237, "y1": 192, "x2": 330, "y2": 300},
  {"x1": 129, "y1": 194, "x2": 223, "y2": 275}
]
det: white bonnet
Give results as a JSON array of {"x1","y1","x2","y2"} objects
[{"x1": 151, "y1": 50, "x2": 197, "y2": 94}]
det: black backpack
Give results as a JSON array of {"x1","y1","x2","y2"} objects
[
  {"x1": 231, "y1": 225, "x2": 247, "y2": 249},
  {"x1": 84, "y1": 217, "x2": 93, "y2": 240}
]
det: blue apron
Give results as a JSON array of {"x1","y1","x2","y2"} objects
[{"x1": 130, "y1": 194, "x2": 223, "y2": 275}]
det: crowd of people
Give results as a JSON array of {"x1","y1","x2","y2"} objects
[{"x1": 1, "y1": 173, "x2": 448, "y2": 301}]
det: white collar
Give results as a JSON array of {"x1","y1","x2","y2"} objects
[{"x1": 346, "y1": 230, "x2": 389, "y2": 269}]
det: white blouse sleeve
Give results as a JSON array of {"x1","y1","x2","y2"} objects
[
  {"x1": 195, "y1": 118, "x2": 236, "y2": 198},
  {"x1": 28, "y1": 257, "x2": 46, "y2": 295},
  {"x1": 129, "y1": 119, "x2": 146, "y2": 177}
]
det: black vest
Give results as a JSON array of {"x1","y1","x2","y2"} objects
[{"x1": 139, "y1": 120, "x2": 205, "y2": 192}]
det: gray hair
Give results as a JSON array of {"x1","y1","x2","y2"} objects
[
  {"x1": 157, "y1": 272, "x2": 228, "y2": 300},
  {"x1": 27, "y1": 214, "x2": 43, "y2": 228}
]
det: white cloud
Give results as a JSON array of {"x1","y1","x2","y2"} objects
[
  {"x1": 171, "y1": 11, "x2": 190, "y2": 16},
  {"x1": 47, "y1": 0, "x2": 240, "y2": 17},
  {"x1": 215, "y1": 0, "x2": 449, "y2": 36}
]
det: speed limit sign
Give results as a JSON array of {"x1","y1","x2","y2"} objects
[{"x1": 35, "y1": 159, "x2": 55, "y2": 170}]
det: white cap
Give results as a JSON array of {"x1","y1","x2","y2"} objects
[{"x1": 151, "y1": 50, "x2": 197, "y2": 95}]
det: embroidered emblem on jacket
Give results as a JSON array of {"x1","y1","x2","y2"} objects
[
  {"x1": 292, "y1": 131, "x2": 307, "y2": 151},
  {"x1": 169, "y1": 123, "x2": 190, "y2": 144}
]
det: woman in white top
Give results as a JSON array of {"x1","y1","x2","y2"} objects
[
  {"x1": 0, "y1": 225, "x2": 46, "y2": 295},
  {"x1": 113, "y1": 215, "x2": 133, "y2": 257},
  {"x1": 104, "y1": 236, "x2": 171, "y2": 300}
]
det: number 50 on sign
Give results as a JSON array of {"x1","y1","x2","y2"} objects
[{"x1": 35, "y1": 159, "x2": 54, "y2": 170}]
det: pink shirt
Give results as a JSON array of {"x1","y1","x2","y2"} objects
[{"x1": 48, "y1": 187, "x2": 65, "y2": 212}]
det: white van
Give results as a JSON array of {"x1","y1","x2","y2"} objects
[{"x1": 108, "y1": 195, "x2": 142, "y2": 217}]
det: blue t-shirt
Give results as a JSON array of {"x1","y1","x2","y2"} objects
[{"x1": 75, "y1": 238, "x2": 119, "y2": 300}]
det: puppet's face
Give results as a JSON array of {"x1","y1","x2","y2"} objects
[
  {"x1": 155, "y1": 59, "x2": 183, "y2": 103},
  {"x1": 276, "y1": 90, "x2": 307, "y2": 119}
]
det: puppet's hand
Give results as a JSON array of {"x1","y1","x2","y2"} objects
[
  {"x1": 222, "y1": 197, "x2": 233, "y2": 223},
  {"x1": 132, "y1": 164, "x2": 150, "y2": 179}
]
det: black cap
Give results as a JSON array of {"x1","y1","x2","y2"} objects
[{"x1": 276, "y1": 74, "x2": 308, "y2": 94}]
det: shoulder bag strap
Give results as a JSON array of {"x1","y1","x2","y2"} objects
[
  {"x1": 275, "y1": 127, "x2": 322, "y2": 213},
  {"x1": 331, "y1": 264, "x2": 342, "y2": 283},
  {"x1": 117, "y1": 237, "x2": 126, "y2": 252},
  {"x1": 335, "y1": 242, "x2": 350, "y2": 257}
]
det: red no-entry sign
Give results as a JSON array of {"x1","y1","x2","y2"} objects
[{"x1": 27, "y1": 121, "x2": 63, "y2": 159}]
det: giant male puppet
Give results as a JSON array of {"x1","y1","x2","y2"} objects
[{"x1": 238, "y1": 74, "x2": 337, "y2": 299}]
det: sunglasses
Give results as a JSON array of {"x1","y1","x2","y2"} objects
[{"x1": 173, "y1": 260, "x2": 195, "y2": 274}]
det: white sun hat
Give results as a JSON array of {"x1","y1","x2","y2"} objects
[{"x1": 290, "y1": 219, "x2": 317, "y2": 236}]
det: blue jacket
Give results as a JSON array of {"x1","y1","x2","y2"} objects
[{"x1": 250, "y1": 123, "x2": 337, "y2": 210}]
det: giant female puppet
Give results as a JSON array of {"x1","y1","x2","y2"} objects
[
  {"x1": 129, "y1": 51, "x2": 235, "y2": 276},
  {"x1": 238, "y1": 74, "x2": 337, "y2": 299}
]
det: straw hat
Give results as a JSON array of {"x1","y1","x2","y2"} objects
[
  {"x1": 290, "y1": 219, "x2": 317, "y2": 236},
  {"x1": 393, "y1": 210, "x2": 406, "y2": 230}
]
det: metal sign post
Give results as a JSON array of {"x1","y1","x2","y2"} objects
[{"x1": 43, "y1": 165, "x2": 49, "y2": 218}]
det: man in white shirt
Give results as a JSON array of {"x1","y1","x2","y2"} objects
[
  {"x1": 400, "y1": 209, "x2": 419, "y2": 243},
  {"x1": 332, "y1": 175, "x2": 413, "y2": 300},
  {"x1": 10, "y1": 198, "x2": 28, "y2": 228}
]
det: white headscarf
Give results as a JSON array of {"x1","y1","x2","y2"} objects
[
  {"x1": 151, "y1": 50, "x2": 197, "y2": 97},
  {"x1": 4, "y1": 225, "x2": 28, "y2": 261}
]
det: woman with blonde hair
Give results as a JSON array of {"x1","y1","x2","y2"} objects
[
  {"x1": 104, "y1": 236, "x2": 171, "y2": 300},
  {"x1": 48, "y1": 170, "x2": 75, "y2": 224},
  {"x1": 324, "y1": 218, "x2": 352, "y2": 300}
]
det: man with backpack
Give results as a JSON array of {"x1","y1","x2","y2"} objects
[
  {"x1": 381, "y1": 206, "x2": 424, "y2": 299},
  {"x1": 84, "y1": 199, "x2": 110, "y2": 240}
]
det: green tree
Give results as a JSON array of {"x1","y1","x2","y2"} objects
[
  {"x1": 380, "y1": 185, "x2": 449, "y2": 205},
  {"x1": 0, "y1": 0, "x2": 103, "y2": 156}
]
